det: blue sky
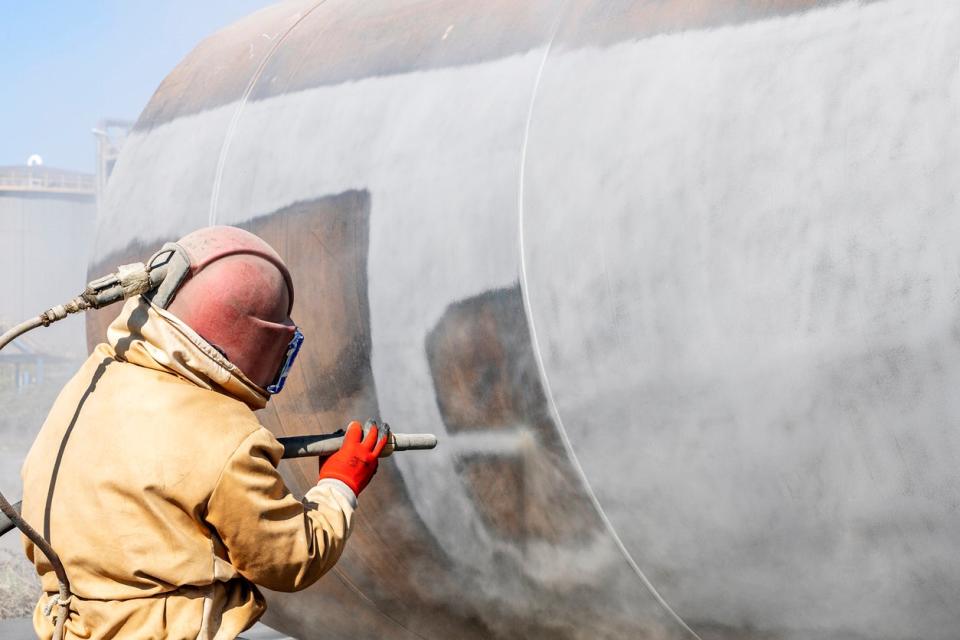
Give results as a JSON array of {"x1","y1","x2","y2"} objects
[{"x1": 1, "y1": 1, "x2": 273, "y2": 172}]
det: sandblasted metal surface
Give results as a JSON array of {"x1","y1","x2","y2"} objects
[{"x1": 90, "y1": 1, "x2": 960, "y2": 638}]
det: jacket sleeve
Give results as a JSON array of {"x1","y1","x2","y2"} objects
[{"x1": 205, "y1": 427, "x2": 356, "y2": 592}]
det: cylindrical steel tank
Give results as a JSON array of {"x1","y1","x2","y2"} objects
[
  {"x1": 0, "y1": 166, "x2": 94, "y2": 359},
  {"x1": 89, "y1": 1, "x2": 960, "y2": 638}
]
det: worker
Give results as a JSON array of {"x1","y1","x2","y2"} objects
[{"x1": 19, "y1": 226, "x2": 385, "y2": 639}]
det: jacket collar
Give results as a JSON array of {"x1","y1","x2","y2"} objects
[{"x1": 106, "y1": 296, "x2": 269, "y2": 410}]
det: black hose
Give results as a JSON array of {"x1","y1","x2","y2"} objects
[
  {"x1": 0, "y1": 500, "x2": 20, "y2": 537},
  {"x1": 0, "y1": 258, "x2": 176, "y2": 639},
  {"x1": 0, "y1": 317, "x2": 72, "y2": 639}
]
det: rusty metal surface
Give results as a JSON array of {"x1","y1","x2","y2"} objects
[
  {"x1": 135, "y1": 0, "x2": 850, "y2": 130},
  {"x1": 89, "y1": 1, "x2": 960, "y2": 638}
]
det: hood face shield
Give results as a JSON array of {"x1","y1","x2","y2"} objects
[{"x1": 266, "y1": 328, "x2": 304, "y2": 395}]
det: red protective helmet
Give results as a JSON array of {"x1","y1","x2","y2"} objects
[{"x1": 157, "y1": 226, "x2": 298, "y2": 391}]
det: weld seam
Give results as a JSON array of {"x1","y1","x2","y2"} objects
[
  {"x1": 208, "y1": 1, "x2": 329, "y2": 225},
  {"x1": 515, "y1": 5, "x2": 703, "y2": 638}
]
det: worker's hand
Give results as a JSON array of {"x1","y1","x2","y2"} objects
[{"x1": 318, "y1": 421, "x2": 388, "y2": 496}]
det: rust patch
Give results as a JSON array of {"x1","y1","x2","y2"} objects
[
  {"x1": 427, "y1": 285, "x2": 597, "y2": 543},
  {"x1": 136, "y1": 0, "x2": 845, "y2": 129}
]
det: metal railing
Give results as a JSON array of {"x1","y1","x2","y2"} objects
[{"x1": 0, "y1": 167, "x2": 95, "y2": 195}]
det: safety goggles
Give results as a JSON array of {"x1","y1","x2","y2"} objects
[{"x1": 266, "y1": 328, "x2": 305, "y2": 395}]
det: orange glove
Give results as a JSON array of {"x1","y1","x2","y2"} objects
[{"x1": 318, "y1": 421, "x2": 388, "y2": 495}]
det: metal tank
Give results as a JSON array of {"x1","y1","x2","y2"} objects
[
  {"x1": 0, "y1": 165, "x2": 95, "y2": 360},
  {"x1": 88, "y1": 1, "x2": 960, "y2": 638}
]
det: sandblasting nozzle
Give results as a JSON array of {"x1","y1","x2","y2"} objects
[{"x1": 278, "y1": 424, "x2": 437, "y2": 459}]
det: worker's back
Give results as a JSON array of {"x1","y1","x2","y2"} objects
[{"x1": 20, "y1": 297, "x2": 356, "y2": 640}]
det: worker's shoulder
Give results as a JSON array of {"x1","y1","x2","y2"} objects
[{"x1": 85, "y1": 345, "x2": 264, "y2": 447}]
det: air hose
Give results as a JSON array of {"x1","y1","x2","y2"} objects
[
  {"x1": 0, "y1": 247, "x2": 437, "y2": 640},
  {"x1": 0, "y1": 256, "x2": 169, "y2": 640}
]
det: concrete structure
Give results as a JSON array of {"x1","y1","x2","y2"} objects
[{"x1": 0, "y1": 164, "x2": 95, "y2": 361}]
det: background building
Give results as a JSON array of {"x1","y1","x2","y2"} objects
[
  {"x1": 0, "y1": 161, "x2": 95, "y2": 362},
  {"x1": 92, "y1": 119, "x2": 133, "y2": 205}
]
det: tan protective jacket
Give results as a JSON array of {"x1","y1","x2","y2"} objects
[{"x1": 20, "y1": 297, "x2": 356, "y2": 639}]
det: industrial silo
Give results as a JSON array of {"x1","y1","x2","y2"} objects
[{"x1": 0, "y1": 163, "x2": 95, "y2": 371}]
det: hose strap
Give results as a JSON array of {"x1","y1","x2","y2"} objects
[
  {"x1": 43, "y1": 593, "x2": 72, "y2": 617},
  {"x1": 117, "y1": 262, "x2": 152, "y2": 298}
]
